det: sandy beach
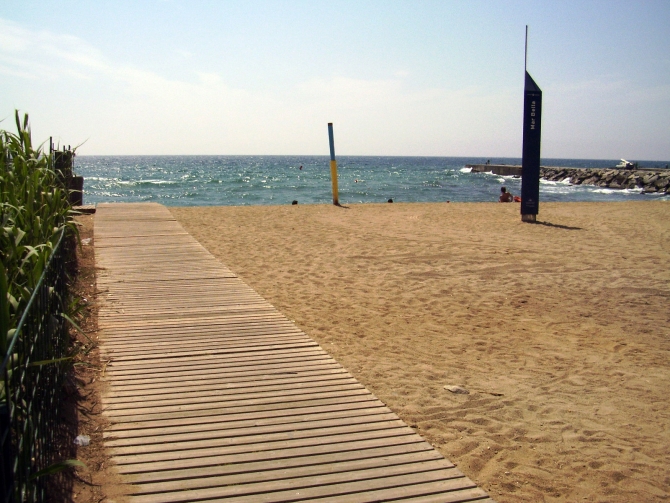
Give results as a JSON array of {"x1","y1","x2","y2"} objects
[{"x1": 171, "y1": 201, "x2": 670, "y2": 503}]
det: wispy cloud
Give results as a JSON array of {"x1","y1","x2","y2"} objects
[
  {"x1": 0, "y1": 18, "x2": 106, "y2": 79},
  {"x1": 0, "y1": 17, "x2": 195, "y2": 94},
  {"x1": 3, "y1": 16, "x2": 665, "y2": 157},
  {"x1": 0, "y1": 17, "x2": 524, "y2": 155}
]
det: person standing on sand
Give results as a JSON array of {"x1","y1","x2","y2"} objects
[{"x1": 499, "y1": 186, "x2": 513, "y2": 202}]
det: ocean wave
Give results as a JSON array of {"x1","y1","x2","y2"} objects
[
  {"x1": 540, "y1": 178, "x2": 572, "y2": 186},
  {"x1": 142, "y1": 179, "x2": 179, "y2": 185},
  {"x1": 82, "y1": 176, "x2": 112, "y2": 181},
  {"x1": 591, "y1": 187, "x2": 639, "y2": 195},
  {"x1": 541, "y1": 186, "x2": 579, "y2": 195},
  {"x1": 96, "y1": 192, "x2": 125, "y2": 198},
  {"x1": 115, "y1": 179, "x2": 179, "y2": 186}
]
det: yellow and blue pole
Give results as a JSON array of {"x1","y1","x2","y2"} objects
[{"x1": 328, "y1": 122, "x2": 339, "y2": 206}]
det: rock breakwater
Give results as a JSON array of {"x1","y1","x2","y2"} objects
[{"x1": 540, "y1": 167, "x2": 670, "y2": 194}]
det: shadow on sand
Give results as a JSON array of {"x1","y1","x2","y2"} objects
[{"x1": 531, "y1": 220, "x2": 583, "y2": 231}]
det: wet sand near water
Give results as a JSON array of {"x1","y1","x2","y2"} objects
[{"x1": 171, "y1": 201, "x2": 670, "y2": 502}]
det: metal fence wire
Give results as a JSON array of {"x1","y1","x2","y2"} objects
[{"x1": 1, "y1": 229, "x2": 71, "y2": 503}]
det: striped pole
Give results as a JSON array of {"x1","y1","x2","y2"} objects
[{"x1": 328, "y1": 123, "x2": 339, "y2": 205}]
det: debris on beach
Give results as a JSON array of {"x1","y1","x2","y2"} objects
[
  {"x1": 74, "y1": 434, "x2": 91, "y2": 446},
  {"x1": 444, "y1": 385, "x2": 469, "y2": 394}
]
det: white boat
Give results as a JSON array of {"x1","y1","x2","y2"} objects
[{"x1": 615, "y1": 159, "x2": 635, "y2": 169}]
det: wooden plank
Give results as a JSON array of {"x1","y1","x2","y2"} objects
[
  {"x1": 104, "y1": 353, "x2": 335, "y2": 378},
  {"x1": 303, "y1": 486, "x2": 492, "y2": 503},
  {"x1": 103, "y1": 374, "x2": 358, "y2": 403},
  {"x1": 102, "y1": 368, "x2": 351, "y2": 395},
  {"x1": 101, "y1": 335, "x2": 313, "y2": 356},
  {"x1": 101, "y1": 330, "x2": 307, "y2": 349},
  {"x1": 114, "y1": 434, "x2": 432, "y2": 474},
  {"x1": 101, "y1": 341, "x2": 321, "y2": 364},
  {"x1": 105, "y1": 410, "x2": 396, "y2": 444},
  {"x1": 104, "y1": 394, "x2": 382, "y2": 424},
  {"x1": 104, "y1": 383, "x2": 367, "y2": 414},
  {"x1": 103, "y1": 375, "x2": 360, "y2": 404},
  {"x1": 123, "y1": 443, "x2": 442, "y2": 484},
  {"x1": 401, "y1": 492, "x2": 494, "y2": 503},
  {"x1": 105, "y1": 411, "x2": 401, "y2": 447},
  {"x1": 103, "y1": 361, "x2": 344, "y2": 386},
  {"x1": 127, "y1": 466, "x2": 478, "y2": 503},
  {"x1": 113, "y1": 428, "x2": 419, "y2": 466},
  {"x1": 104, "y1": 388, "x2": 376, "y2": 419},
  {"x1": 100, "y1": 312, "x2": 286, "y2": 330},
  {"x1": 105, "y1": 351, "x2": 334, "y2": 372},
  {"x1": 109, "y1": 419, "x2": 409, "y2": 456},
  {"x1": 129, "y1": 458, "x2": 460, "y2": 499},
  {"x1": 94, "y1": 203, "x2": 494, "y2": 502},
  {"x1": 105, "y1": 402, "x2": 392, "y2": 436},
  {"x1": 99, "y1": 317, "x2": 290, "y2": 334}
]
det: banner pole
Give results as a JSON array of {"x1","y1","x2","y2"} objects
[
  {"x1": 328, "y1": 123, "x2": 339, "y2": 206},
  {"x1": 520, "y1": 26, "x2": 542, "y2": 223},
  {"x1": 525, "y1": 25, "x2": 528, "y2": 72}
]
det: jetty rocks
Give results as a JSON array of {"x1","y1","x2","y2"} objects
[
  {"x1": 540, "y1": 167, "x2": 670, "y2": 194},
  {"x1": 466, "y1": 164, "x2": 670, "y2": 194}
]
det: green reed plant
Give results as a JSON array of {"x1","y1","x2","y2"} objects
[{"x1": 1, "y1": 112, "x2": 76, "y2": 362}]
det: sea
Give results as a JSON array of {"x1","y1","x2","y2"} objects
[{"x1": 75, "y1": 156, "x2": 670, "y2": 207}]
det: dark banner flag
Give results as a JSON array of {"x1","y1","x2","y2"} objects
[{"x1": 521, "y1": 71, "x2": 542, "y2": 220}]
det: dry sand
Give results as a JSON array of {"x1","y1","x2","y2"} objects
[{"x1": 171, "y1": 201, "x2": 670, "y2": 503}]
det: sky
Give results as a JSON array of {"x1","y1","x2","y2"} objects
[{"x1": 1, "y1": 0, "x2": 669, "y2": 159}]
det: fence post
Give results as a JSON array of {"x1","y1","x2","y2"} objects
[{"x1": 54, "y1": 149, "x2": 83, "y2": 206}]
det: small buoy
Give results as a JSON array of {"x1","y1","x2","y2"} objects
[
  {"x1": 291, "y1": 200, "x2": 298, "y2": 205},
  {"x1": 387, "y1": 198, "x2": 393, "y2": 203}
]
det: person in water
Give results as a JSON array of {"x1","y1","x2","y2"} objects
[{"x1": 499, "y1": 186, "x2": 513, "y2": 202}]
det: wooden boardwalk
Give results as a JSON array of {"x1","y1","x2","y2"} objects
[{"x1": 95, "y1": 202, "x2": 493, "y2": 503}]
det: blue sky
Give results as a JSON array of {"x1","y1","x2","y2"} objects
[{"x1": 1, "y1": 0, "x2": 668, "y2": 159}]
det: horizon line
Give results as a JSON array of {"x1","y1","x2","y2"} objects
[{"x1": 72, "y1": 154, "x2": 670, "y2": 163}]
